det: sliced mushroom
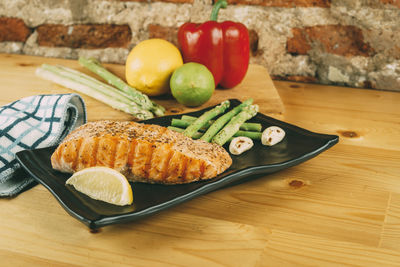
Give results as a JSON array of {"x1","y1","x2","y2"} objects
[
  {"x1": 229, "y1": 136, "x2": 254, "y2": 155},
  {"x1": 262, "y1": 126, "x2": 285, "y2": 146}
]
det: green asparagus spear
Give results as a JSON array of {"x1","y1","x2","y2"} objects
[
  {"x1": 36, "y1": 64, "x2": 153, "y2": 120},
  {"x1": 183, "y1": 100, "x2": 230, "y2": 138},
  {"x1": 43, "y1": 65, "x2": 133, "y2": 105},
  {"x1": 168, "y1": 126, "x2": 261, "y2": 141},
  {"x1": 212, "y1": 105, "x2": 259, "y2": 146},
  {"x1": 200, "y1": 99, "x2": 253, "y2": 142},
  {"x1": 180, "y1": 115, "x2": 262, "y2": 132},
  {"x1": 171, "y1": 118, "x2": 212, "y2": 130},
  {"x1": 233, "y1": 130, "x2": 261, "y2": 140},
  {"x1": 78, "y1": 57, "x2": 165, "y2": 116},
  {"x1": 55, "y1": 64, "x2": 159, "y2": 118}
]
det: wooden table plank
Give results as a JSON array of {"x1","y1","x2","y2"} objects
[
  {"x1": 275, "y1": 81, "x2": 400, "y2": 152},
  {"x1": 1, "y1": 54, "x2": 400, "y2": 266},
  {"x1": 379, "y1": 192, "x2": 400, "y2": 251},
  {"x1": 0, "y1": 204, "x2": 269, "y2": 266},
  {"x1": 257, "y1": 229, "x2": 400, "y2": 267}
]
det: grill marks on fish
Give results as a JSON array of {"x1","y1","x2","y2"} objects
[
  {"x1": 131, "y1": 141, "x2": 152, "y2": 179},
  {"x1": 91, "y1": 137, "x2": 99, "y2": 166},
  {"x1": 114, "y1": 139, "x2": 129, "y2": 171},
  {"x1": 127, "y1": 139, "x2": 137, "y2": 171},
  {"x1": 162, "y1": 149, "x2": 174, "y2": 181},
  {"x1": 72, "y1": 138, "x2": 82, "y2": 171},
  {"x1": 179, "y1": 155, "x2": 188, "y2": 182},
  {"x1": 51, "y1": 120, "x2": 232, "y2": 184}
]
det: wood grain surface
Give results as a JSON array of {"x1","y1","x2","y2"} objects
[{"x1": 1, "y1": 54, "x2": 400, "y2": 266}]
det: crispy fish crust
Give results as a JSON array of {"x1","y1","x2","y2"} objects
[{"x1": 51, "y1": 120, "x2": 232, "y2": 184}]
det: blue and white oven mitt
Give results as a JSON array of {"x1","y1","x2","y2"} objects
[{"x1": 0, "y1": 94, "x2": 86, "y2": 197}]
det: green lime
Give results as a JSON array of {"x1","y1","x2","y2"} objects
[{"x1": 170, "y1": 62, "x2": 215, "y2": 107}]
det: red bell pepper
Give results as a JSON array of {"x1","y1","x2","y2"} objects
[{"x1": 177, "y1": 0, "x2": 250, "y2": 89}]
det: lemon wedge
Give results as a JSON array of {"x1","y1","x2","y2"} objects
[{"x1": 66, "y1": 167, "x2": 133, "y2": 206}]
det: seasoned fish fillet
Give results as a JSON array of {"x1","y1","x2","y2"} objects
[{"x1": 51, "y1": 120, "x2": 232, "y2": 184}]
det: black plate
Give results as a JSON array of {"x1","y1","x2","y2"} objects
[{"x1": 16, "y1": 99, "x2": 338, "y2": 229}]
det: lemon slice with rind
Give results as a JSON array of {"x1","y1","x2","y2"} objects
[{"x1": 66, "y1": 167, "x2": 133, "y2": 206}]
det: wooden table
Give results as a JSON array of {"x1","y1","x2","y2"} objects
[{"x1": 1, "y1": 54, "x2": 400, "y2": 266}]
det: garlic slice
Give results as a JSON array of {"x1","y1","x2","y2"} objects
[
  {"x1": 229, "y1": 137, "x2": 254, "y2": 155},
  {"x1": 262, "y1": 126, "x2": 285, "y2": 146}
]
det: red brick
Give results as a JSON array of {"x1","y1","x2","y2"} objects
[
  {"x1": 37, "y1": 24, "x2": 132, "y2": 49},
  {"x1": 248, "y1": 29, "x2": 260, "y2": 56},
  {"x1": 223, "y1": 0, "x2": 330, "y2": 7},
  {"x1": 148, "y1": 24, "x2": 260, "y2": 55},
  {"x1": 363, "y1": 80, "x2": 375, "y2": 89},
  {"x1": 287, "y1": 25, "x2": 375, "y2": 57},
  {"x1": 118, "y1": 0, "x2": 193, "y2": 3},
  {"x1": 286, "y1": 28, "x2": 311, "y2": 55},
  {"x1": 380, "y1": 0, "x2": 400, "y2": 8},
  {"x1": 148, "y1": 24, "x2": 179, "y2": 46},
  {"x1": 0, "y1": 17, "x2": 31, "y2": 42}
]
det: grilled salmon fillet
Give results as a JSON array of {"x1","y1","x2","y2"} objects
[{"x1": 51, "y1": 120, "x2": 232, "y2": 184}]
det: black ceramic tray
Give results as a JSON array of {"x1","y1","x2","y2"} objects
[{"x1": 16, "y1": 99, "x2": 338, "y2": 229}]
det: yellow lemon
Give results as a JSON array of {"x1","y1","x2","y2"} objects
[
  {"x1": 66, "y1": 167, "x2": 133, "y2": 206},
  {"x1": 125, "y1": 39, "x2": 183, "y2": 96}
]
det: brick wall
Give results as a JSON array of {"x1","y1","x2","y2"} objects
[{"x1": 0, "y1": 0, "x2": 399, "y2": 91}]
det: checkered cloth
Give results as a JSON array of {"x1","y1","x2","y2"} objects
[{"x1": 0, "y1": 94, "x2": 86, "y2": 197}]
